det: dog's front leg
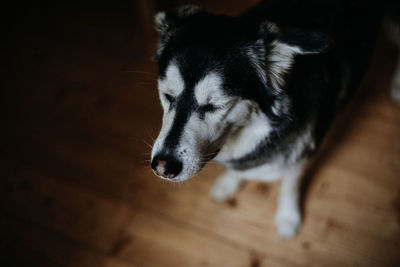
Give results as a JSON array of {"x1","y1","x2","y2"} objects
[
  {"x1": 275, "y1": 160, "x2": 307, "y2": 239},
  {"x1": 210, "y1": 170, "x2": 244, "y2": 202}
]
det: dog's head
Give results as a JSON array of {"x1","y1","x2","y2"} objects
[{"x1": 150, "y1": 6, "x2": 332, "y2": 181}]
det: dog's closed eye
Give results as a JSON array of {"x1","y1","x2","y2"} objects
[
  {"x1": 164, "y1": 93, "x2": 175, "y2": 103},
  {"x1": 199, "y1": 103, "x2": 218, "y2": 113}
]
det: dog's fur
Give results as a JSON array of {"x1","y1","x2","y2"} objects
[
  {"x1": 385, "y1": 1, "x2": 400, "y2": 103},
  {"x1": 150, "y1": 0, "x2": 393, "y2": 239}
]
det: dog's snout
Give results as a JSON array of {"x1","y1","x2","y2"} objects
[{"x1": 151, "y1": 154, "x2": 182, "y2": 179}]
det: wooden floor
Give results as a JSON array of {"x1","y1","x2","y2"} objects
[{"x1": 1, "y1": 2, "x2": 400, "y2": 267}]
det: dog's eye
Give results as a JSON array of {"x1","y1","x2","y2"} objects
[
  {"x1": 199, "y1": 104, "x2": 217, "y2": 113},
  {"x1": 164, "y1": 93, "x2": 175, "y2": 103}
]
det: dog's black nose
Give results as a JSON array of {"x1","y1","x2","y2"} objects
[{"x1": 151, "y1": 154, "x2": 182, "y2": 179}]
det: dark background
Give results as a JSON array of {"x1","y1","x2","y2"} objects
[{"x1": 1, "y1": 1, "x2": 399, "y2": 267}]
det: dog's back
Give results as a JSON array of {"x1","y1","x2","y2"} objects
[{"x1": 240, "y1": 0, "x2": 384, "y2": 144}]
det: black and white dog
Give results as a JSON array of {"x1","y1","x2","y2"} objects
[{"x1": 150, "y1": 0, "x2": 396, "y2": 239}]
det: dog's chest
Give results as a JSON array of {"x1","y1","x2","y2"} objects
[{"x1": 214, "y1": 110, "x2": 272, "y2": 162}]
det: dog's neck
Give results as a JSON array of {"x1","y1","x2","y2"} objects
[{"x1": 214, "y1": 107, "x2": 273, "y2": 164}]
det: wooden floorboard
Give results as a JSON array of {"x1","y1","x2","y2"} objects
[{"x1": 2, "y1": 1, "x2": 400, "y2": 267}]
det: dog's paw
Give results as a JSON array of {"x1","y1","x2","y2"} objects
[
  {"x1": 275, "y1": 209, "x2": 301, "y2": 240},
  {"x1": 210, "y1": 174, "x2": 242, "y2": 202}
]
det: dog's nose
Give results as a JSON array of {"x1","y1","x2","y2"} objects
[{"x1": 151, "y1": 154, "x2": 182, "y2": 179}]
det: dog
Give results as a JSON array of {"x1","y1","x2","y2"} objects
[{"x1": 149, "y1": 0, "x2": 396, "y2": 239}]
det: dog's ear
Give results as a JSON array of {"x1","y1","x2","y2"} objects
[
  {"x1": 259, "y1": 21, "x2": 333, "y2": 89},
  {"x1": 154, "y1": 5, "x2": 202, "y2": 59}
]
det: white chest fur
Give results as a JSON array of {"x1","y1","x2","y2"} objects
[{"x1": 214, "y1": 109, "x2": 272, "y2": 162}]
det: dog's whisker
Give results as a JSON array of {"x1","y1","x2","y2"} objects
[
  {"x1": 142, "y1": 140, "x2": 153, "y2": 149},
  {"x1": 144, "y1": 128, "x2": 156, "y2": 142},
  {"x1": 142, "y1": 165, "x2": 153, "y2": 171},
  {"x1": 135, "y1": 82, "x2": 157, "y2": 86},
  {"x1": 122, "y1": 70, "x2": 157, "y2": 77}
]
